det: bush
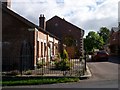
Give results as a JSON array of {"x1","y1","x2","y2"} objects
[
  {"x1": 37, "y1": 62, "x2": 43, "y2": 68},
  {"x1": 54, "y1": 50, "x2": 71, "y2": 71},
  {"x1": 54, "y1": 60, "x2": 72, "y2": 71},
  {"x1": 5, "y1": 70, "x2": 19, "y2": 76},
  {"x1": 61, "y1": 49, "x2": 69, "y2": 60},
  {"x1": 52, "y1": 53, "x2": 61, "y2": 61},
  {"x1": 37, "y1": 58, "x2": 46, "y2": 69},
  {"x1": 25, "y1": 70, "x2": 32, "y2": 75}
]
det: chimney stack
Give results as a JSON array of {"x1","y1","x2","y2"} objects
[
  {"x1": 39, "y1": 14, "x2": 46, "y2": 30},
  {"x1": 2, "y1": 0, "x2": 11, "y2": 8}
]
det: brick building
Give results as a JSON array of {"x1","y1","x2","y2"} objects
[
  {"x1": 109, "y1": 27, "x2": 120, "y2": 56},
  {"x1": 46, "y1": 16, "x2": 84, "y2": 58},
  {"x1": 2, "y1": 2, "x2": 60, "y2": 71}
]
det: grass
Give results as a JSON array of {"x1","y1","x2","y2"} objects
[{"x1": 2, "y1": 77, "x2": 80, "y2": 86}]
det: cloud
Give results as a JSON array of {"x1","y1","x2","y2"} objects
[
  {"x1": 119, "y1": 1, "x2": 120, "y2": 22},
  {"x1": 11, "y1": 0, "x2": 119, "y2": 37},
  {"x1": 96, "y1": 0, "x2": 106, "y2": 5},
  {"x1": 56, "y1": 0, "x2": 64, "y2": 4}
]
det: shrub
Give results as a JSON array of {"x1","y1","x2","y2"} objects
[
  {"x1": 57, "y1": 53, "x2": 61, "y2": 59},
  {"x1": 5, "y1": 70, "x2": 19, "y2": 76},
  {"x1": 55, "y1": 53, "x2": 61, "y2": 61},
  {"x1": 51, "y1": 53, "x2": 61, "y2": 61},
  {"x1": 37, "y1": 62, "x2": 43, "y2": 68},
  {"x1": 25, "y1": 70, "x2": 32, "y2": 75},
  {"x1": 61, "y1": 49, "x2": 69, "y2": 60},
  {"x1": 54, "y1": 60, "x2": 60, "y2": 68},
  {"x1": 37, "y1": 58, "x2": 46, "y2": 69},
  {"x1": 55, "y1": 59, "x2": 72, "y2": 71},
  {"x1": 54, "y1": 50, "x2": 71, "y2": 71}
]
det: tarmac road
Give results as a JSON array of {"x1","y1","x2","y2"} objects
[{"x1": 86, "y1": 61, "x2": 118, "y2": 81}]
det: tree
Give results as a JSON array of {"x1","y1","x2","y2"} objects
[
  {"x1": 63, "y1": 36, "x2": 76, "y2": 47},
  {"x1": 84, "y1": 31, "x2": 104, "y2": 52},
  {"x1": 97, "y1": 27, "x2": 110, "y2": 44}
]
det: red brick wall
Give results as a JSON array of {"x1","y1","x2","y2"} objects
[
  {"x1": 2, "y1": 9, "x2": 34, "y2": 71},
  {"x1": 109, "y1": 32, "x2": 119, "y2": 45},
  {"x1": 46, "y1": 16, "x2": 84, "y2": 58},
  {"x1": 109, "y1": 30, "x2": 120, "y2": 56},
  {"x1": 66, "y1": 47, "x2": 75, "y2": 59}
]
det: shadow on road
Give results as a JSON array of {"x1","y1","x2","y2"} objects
[
  {"x1": 108, "y1": 56, "x2": 120, "y2": 64},
  {"x1": 87, "y1": 56, "x2": 120, "y2": 64},
  {"x1": 87, "y1": 59, "x2": 108, "y2": 63}
]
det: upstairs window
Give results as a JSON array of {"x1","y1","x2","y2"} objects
[{"x1": 41, "y1": 42, "x2": 43, "y2": 57}]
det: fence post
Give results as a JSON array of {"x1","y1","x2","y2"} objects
[
  {"x1": 42, "y1": 58, "x2": 44, "y2": 76},
  {"x1": 20, "y1": 56, "x2": 22, "y2": 76}
]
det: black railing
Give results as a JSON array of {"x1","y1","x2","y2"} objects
[{"x1": 2, "y1": 56, "x2": 86, "y2": 77}]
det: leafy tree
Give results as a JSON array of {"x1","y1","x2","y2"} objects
[
  {"x1": 84, "y1": 31, "x2": 104, "y2": 52},
  {"x1": 97, "y1": 27, "x2": 110, "y2": 44},
  {"x1": 63, "y1": 36, "x2": 76, "y2": 47}
]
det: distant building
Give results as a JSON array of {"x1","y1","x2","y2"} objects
[
  {"x1": 46, "y1": 16, "x2": 84, "y2": 58},
  {"x1": 109, "y1": 27, "x2": 120, "y2": 56}
]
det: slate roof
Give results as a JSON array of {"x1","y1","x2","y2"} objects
[{"x1": 1, "y1": 3, "x2": 60, "y2": 40}]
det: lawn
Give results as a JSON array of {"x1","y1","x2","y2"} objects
[{"x1": 2, "y1": 77, "x2": 80, "y2": 86}]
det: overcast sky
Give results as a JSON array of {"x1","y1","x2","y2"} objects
[{"x1": 11, "y1": 0, "x2": 119, "y2": 37}]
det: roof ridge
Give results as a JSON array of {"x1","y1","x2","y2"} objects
[
  {"x1": 47, "y1": 15, "x2": 84, "y2": 31},
  {"x1": 2, "y1": 5, "x2": 60, "y2": 40}
]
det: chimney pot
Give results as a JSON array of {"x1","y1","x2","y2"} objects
[
  {"x1": 2, "y1": 0, "x2": 11, "y2": 8},
  {"x1": 39, "y1": 14, "x2": 46, "y2": 30}
]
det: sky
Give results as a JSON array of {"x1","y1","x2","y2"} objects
[{"x1": 11, "y1": 0, "x2": 119, "y2": 37}]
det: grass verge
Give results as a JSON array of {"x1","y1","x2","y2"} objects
[{"x1": 2, "y1": 77, "x2": 80, "y2": 86}]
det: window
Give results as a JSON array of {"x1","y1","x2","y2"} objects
[
  {"x1": 2, "y1": 42, "x2": 10, "y2": 47},
  {"x1": 44, "y1": 43, "x2": 46, "y2": 57},
  {"x1": 56, "y1": 46, "x2": 58, "y2": 49},
  {"x1": 52, "y1": 42, "x2": 54, "y2": 55},
  {"x1": 49, "y1": 42, "x2": 53, "y2": 56},
  {"x1": 37, "y1": 41, "x2": 39, "y2": 58},
  {"x1": 41, "y1": 42, "x2": 43, "y2": 57}
]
